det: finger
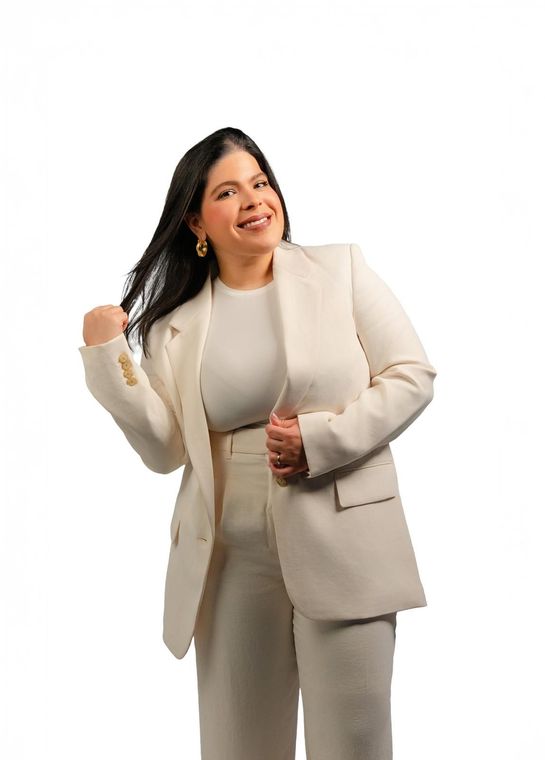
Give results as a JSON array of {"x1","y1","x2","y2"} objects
[
  {"x1": 269, "y1": 464, "x2": 296, "y2": 477},
  {"x1": 268, "y1": 454, "x2": 289, "y2": 469},
  {"x1": 265, "y1": 436, "x2": 286, "y2": 452},
  {"x1": 265, "y1": 426, "x2": 285, "y2": 442}
]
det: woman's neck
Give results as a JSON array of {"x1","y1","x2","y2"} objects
[{"x1": 216, "y1": 250, "x2": 274, "y2": 290}]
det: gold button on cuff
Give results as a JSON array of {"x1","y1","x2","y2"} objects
[{"x1": 275, "y1": 477, "x2": 288, "y2": 487}]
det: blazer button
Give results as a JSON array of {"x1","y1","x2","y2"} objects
[
  {"x1": 275, "y1": 477, "x2": 288, "y2": 487},
  {"x1": 118, "y1": 353, "x2": 129, "y2": 363}
]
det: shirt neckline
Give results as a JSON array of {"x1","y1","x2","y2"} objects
[{"x1": 214, "y1": 277, "x2": 275, "y2": 296}]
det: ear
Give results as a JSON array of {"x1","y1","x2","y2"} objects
[{"x1": 184, "y1": 212, "x2": 205, "y2": 239}]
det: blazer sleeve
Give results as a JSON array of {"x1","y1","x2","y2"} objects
[
  {"x1": 78, "y1": 328, "x2": 188, "y2": 475},
  {"x1": 297, "y1": 243, "x2": 438, "y2": 478}
]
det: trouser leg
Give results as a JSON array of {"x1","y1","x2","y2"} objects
[
  {"x1": 194, "y1": 426, "x2": 300, "y2": 760},
  {"x1": 293, "y1": 610, "x2": 397, "y2": 760}
]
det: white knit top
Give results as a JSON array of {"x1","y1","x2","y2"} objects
[{"x1": 199, "y1": 275, "x2": 286, "y2": 432}]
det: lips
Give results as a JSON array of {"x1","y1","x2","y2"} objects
[{"x1": 237, "y1": 213, "x2": 272, "y2": 228}]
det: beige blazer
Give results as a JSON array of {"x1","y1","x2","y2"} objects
[{"x1": 78, "y1": 241, "x2": 437, "y2": 660}]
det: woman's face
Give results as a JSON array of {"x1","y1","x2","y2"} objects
[{"x1": 186, "y1": 150, "x2": 285, "y2": 263}]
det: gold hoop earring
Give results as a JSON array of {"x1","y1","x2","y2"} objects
[{"x1": 196, "y1": 238, "x2": 208, "y2": 257}]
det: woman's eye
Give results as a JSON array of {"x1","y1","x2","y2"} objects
[{"x1": 218, "y1": 180, "x2": 269, "y2": 199}]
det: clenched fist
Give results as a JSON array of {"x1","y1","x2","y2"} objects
[{"x1": 82, "y1": 305, "x2": 129, "y2": 347}]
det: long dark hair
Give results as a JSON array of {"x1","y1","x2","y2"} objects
[{"x1": 120, "y1": 127, "x2": 292, "y2": 357}]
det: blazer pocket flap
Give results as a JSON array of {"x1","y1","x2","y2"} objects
[{"x1": 334, "y1": 462, "x2": 398, "y2": 508}]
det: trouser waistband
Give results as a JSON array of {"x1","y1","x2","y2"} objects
[{"x1": 209, "y1": 421, "x2": 269, "y2": 457}]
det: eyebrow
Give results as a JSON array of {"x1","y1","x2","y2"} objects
[{"x1": 210, "y1": 171, "x2": 267, "y2": 196}]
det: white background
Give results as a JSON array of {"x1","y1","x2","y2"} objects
[{"x1": 2, "y1": 0, "x2": 544, "y2": 757}]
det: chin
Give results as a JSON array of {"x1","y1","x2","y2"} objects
[
  {"x1": 254, "y1": 236, "x2": 281, "y2": 252},
  {"x1": 236, "y1": 232, "x2": 279, "y2": 249}
]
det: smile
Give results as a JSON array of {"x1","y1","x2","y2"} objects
[{"x1": 238, "y1": 214, "x2": 272, "y2": 230}]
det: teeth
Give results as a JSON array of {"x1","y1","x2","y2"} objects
[{"x1": 241, "y1": 216, "x2": 269, "y2": 228}]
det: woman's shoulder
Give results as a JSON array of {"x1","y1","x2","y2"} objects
[
  {"x1": 284, "y1": 240, "x2": 353, "y2": 254},
  {"x1": 288, "y1": 240, "x2": 365, "y2": 273},
  {"x1": 283, "y1": 241, "x2": 359, "y2": 298},
  {"x1": 287, "y1": 240, "x2": 366, "y2": 263}
]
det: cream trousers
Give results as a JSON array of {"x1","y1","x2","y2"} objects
[{"x1": 193, "y1": 422, "x2": 397, "y2": 760}]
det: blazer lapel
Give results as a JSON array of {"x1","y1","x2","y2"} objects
[
  {"x1": 269, "y1": 242, "x2": 322, "y2": 419},
  {"x1": 164, "y1": 241, "x2": 322, "y2": 534}
]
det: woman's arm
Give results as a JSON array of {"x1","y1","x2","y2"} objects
[
  {"x1": 78, "y1": 329, "x2": 188, "y2": 474},
  {"x1": 297, "y1": 243, "x2": 438, "y2": 478}
]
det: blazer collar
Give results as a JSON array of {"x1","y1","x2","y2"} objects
[{"x1": 164, "y1": 241, "x2": 322, "y2": 533}]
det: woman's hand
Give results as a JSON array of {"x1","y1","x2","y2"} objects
[
  {"x1": 265, "y1": 412, "x2": 309, "y2": 479},
  {"x1": 82, "y1": 305, "x2": 129, "y2": 347}
]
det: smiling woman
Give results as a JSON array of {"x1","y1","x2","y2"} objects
[
  {"x1": 184, "y1": 149, "x2": 285, "y2": 289},
  {"x1": 78, "y1": 125, "x2": 437, "y2": 760},
  {"x1": 98, "y1": 127, "x2": 293, "y2": 354}
]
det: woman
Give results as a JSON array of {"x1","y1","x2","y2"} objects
[{"x1": 79, "y1": 126, "x2": 437, "y2": 760}]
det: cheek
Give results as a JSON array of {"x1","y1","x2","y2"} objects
[
  {"x1": 271, "y1": 192, "x2": 283, "y2": 212},
  {"x1": 205, "y1": 206, "x2": 233, "y2": 231},
  {"x1": 271, "y1": 194, "x2": 284, "y2": 222}
]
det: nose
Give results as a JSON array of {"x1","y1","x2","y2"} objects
[{"x1": 241, "y1": 189, "x2": 262, "y2": 209}]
